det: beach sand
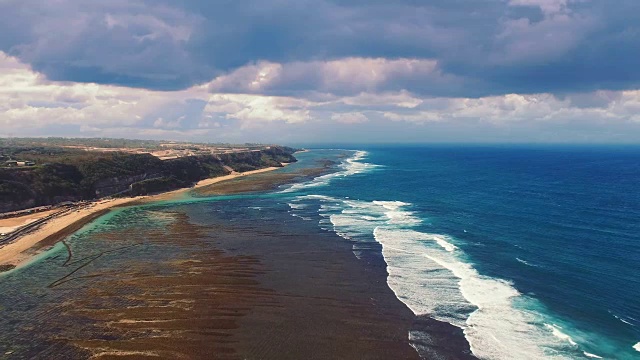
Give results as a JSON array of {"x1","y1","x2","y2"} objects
[
  {"x1": 0, "y1": 198, "x2": 141, "y2": 269},
  {"x1": 147, "y1": 166, "x2": 283, "y2": 202},
  {"x1": 0, "y1": 166, "x2": 285, "y2": 270},
  {"x1": 0, "y1": 209, "x2": 58, "y2": 234},
  {"x1": 0, "y1": 160, "x2": 476, "y2": 359},
  {"x1": 194, "y1": 163, "x2": 334, "y2": 196}
]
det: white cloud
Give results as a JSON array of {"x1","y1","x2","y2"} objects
[
  {"x1": 508, "y1": 0, "x2": 571, "y2": 15},
  {"x1": 204, "y1": 94, "x2": 314, "y2": 127},
  {"x1": 2, "y1": 50, "x2": 640, "y2": 142},
  {"x1": 0, "y1": 51, "x2": 209, "y2": 131},
  {"x1": 208, "y1": 61, "x2": 284, "y2": 93},
  {"x1": 331, "y1": 112, "x2": 369, "y2": 124},
  {"x1": 208, "y1": 57, "x2": 449, "y2": 95},
  {"x1": 341, "y1": 91, "x2": 423, "y2": 108},
  {"x1": 383, "y1": 111, "x2": 443, "y2": 123},
  {"x1": 381, "y1": 91, "x2": 640, "y2": 126},
  {"x1": 153, "y1": 116, "x2": 185, "y2": 129}
]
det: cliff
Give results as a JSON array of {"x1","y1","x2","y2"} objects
[{"x1": 0, "y1": 146, "x2": 297, "y2": 213}]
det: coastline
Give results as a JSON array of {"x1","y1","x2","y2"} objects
[
  {"x1": 209, "y1": 201, "x2": 423, "y2": 359},
  {"x1": 0, "y1": 149, "x2": 479, "y2": 359},
  {"x1": 137, "y1": 166, "x2": 283, "y2": 202},
  {"x1": 0, "y1": 166, "x2": 285, "y2": 271},
  {"x1": 4, "y1": 197, "x2": 423, "y2": 359}
]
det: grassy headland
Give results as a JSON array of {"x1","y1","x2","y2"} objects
[{"x1": 0, "y1": 138, "x2": 298, "y2": 213}]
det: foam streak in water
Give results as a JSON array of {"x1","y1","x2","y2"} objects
[
  {"x1": 516, "y1": 257, "x2": 541, "y2": 267},
  {"x1": 284, "y1": 152, "x2": 601, "y2": 359},
  {"x1": 282, "y1": 151, "x2": 379, "y2": 193},
  {"x1": 583, "y1": 351, "x2": 603, "y2": 358},
  {"x1": 288, "y1": 195, "x2": 590, "y2": 359},
  {"x1": 545, "y1": 324, "x2": 577, "y2": 346}
]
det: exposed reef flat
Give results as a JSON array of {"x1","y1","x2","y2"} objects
[{"x1": 0, "y1": 167, "x2": 287, "y2": 272}]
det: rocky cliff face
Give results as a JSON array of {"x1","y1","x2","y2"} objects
[
  {"x1": 0, "y1": 199, "x2": 36, "y2": 214},
  {"x1": 94, "y1": 173, "x2": 163, "y2": 198},
  {"x1": 0, "y1": 146, "x2": 298, "y2": 213}
]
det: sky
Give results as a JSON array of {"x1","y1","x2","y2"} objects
[{"x1": 1, "y1": 0, "x2": 640, "y2": 144}]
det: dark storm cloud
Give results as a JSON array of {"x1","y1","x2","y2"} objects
[{"x1": 1, "y1": 0, "x2": 639, "y2": 96}]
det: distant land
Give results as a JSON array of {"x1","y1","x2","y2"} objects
[{"x1": 0, "y1": 137, "x2": 298, "y2": 214}]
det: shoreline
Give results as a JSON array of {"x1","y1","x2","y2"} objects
[
  {"x1": 0, "y1": 166, "x2": 285, "y2": 271},
  {"x1": 138, "y1": 166, "x2": 282, "y2": 202},
  {"x1": 0, "y1": 150, "x2": 478, "y2": 359}
]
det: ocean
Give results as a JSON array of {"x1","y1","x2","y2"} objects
[
  {"x1": 0, "y1": 146, "x2": 638, "y2": 359},
  {"x1": 285, "y1": 146, "x2": 640, "y2": 359}
]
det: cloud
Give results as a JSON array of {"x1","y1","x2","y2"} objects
[
  {"x1": 331, "y1": 112, "x2": 369, "y2": 124},
  {"x1": 203, "y1": 94, "x2": 314, "y2": 127},
  {"x1": 0, "y1": 0, "x2": 639, "y2": 97},
  {"x1": 2, "y1": 50, "x2": 640, "y2": 143},
  {"x1": 341, "y1": 91, "x2": 423, "y2": 109},
  {"x1": 491, "y1": 11, "x2": 595, "y2": 66},
  {"x1": 380, "y1": 91, "x2": 640, "y2": 127},
  {"x1": 508, "y1": 0, "x2": 571, "y2": 15},
  {"x1": 207, "y1": 57, "x2": 459, "y2": 96},
  {"x1": 0, "y1": 51, "x2": 209, "y2": 132},
  {"x1": 0, "y1": 0, "x2": 209, "y2": 89}
]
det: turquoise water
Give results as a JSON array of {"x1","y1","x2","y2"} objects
[
  {"x1": 1, "y1": 147, "x2": 638, "y2": 359},
  {"x1": 285, "y1": 146, "x2": 640, "y2": 359}
]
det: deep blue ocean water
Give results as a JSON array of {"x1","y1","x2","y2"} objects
[
  {"x1": 285, "y1": 146, "x2": 640, "y2": 359},
  {"x1": 1, "y1": 146, "x2": 638, "y2": 359}
]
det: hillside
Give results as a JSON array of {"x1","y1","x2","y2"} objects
[{"x1": 0, "y1": 146, "x2": 297, "y2": 213}]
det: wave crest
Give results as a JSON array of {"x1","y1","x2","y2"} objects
[{"x1": 281, "y1": 150, "x2": 380, "y2": 193}]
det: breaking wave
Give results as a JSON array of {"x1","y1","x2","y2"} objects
[{"x1": 284, "y1": 150, "x2": 608, "y2": 359}]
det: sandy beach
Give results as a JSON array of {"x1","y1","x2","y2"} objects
[
  {"x1": 0, "y1": 166, "x2": 284, "y2": 271},
  {"x1": 0, "y1": 153, "x2": 478, "y2": 359},
  {"x1": 0, "y1": 209, "x2": 58, "y2": 234},
  {"x1": 146, "y1": 166, "x2": 282, "y2": 202},
  {"x1": 0, "y1": 198, "x2": 142, "y2": 270}
]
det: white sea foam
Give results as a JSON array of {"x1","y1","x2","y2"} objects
[
  {"x1": 618, "y1": 317, "x2": 634, "y2": 326},
  {"x1": 611, "y1": 312, "x2": 635, "y2": 327},
  {"x1": 545, "y1": 324, "x2": 578, "y2": 346},
  {"x1": 302, "y1": 194, "x2": 337, "y2": 201},
  {"x1": 432, "y1": 235, "x2": 457, "y2": 252},
  {"x1": 287, "y1": 195, "x2": 585, "y2": 359},
  {"x1": 281, "y1": 150, "x2": 379, "y2": 193},
  {"x1": 374, "y1": 227, "x2": 472, "y2": 326},
  {"x1": 583, "y1": 351, "x2": 603, "y2": 358},
  {"x1": 284, "y1": 153, "x2": 591, "y2": 359},
  {"x1": 290, "y1": 213, "x2": 312, "y2": 221},
  {"x1": 425, "y1": 253, "x2": 574, "y2": 360},
  {"x1": 516, "y1": 257, "x2": 540, "y2": 267},
  {"x1": 288, "y1": 203, "x2": 307, "y2": 210},
  {"x1": 372, "y1": 200, "x2": 411, "y2": 210}
]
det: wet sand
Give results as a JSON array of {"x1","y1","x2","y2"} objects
[
  {"x1": 194, "y1": 160, "x2": 336, "y2": 196},
  {"x1": 205, "y1": 204, "x2": 475, "y2": 360},
  {"x1": 0, "y1": 157, "x2": 477, "y2": 359},
  {"x1": 0, "y1": 210, "x2": 58, "y2": 234},
  {"x1": 23, "y1": 209, "x2": 424, "y2": 359},
  {"x1": 52, "y1": 215, "x2": 272, "y2": 359},
  {"x1": 146, "y1": 166, "x2": 285, "y2": 202},
  {"x1": 0, "y1": 166, "x2": 286, "y2": 271},
  {"x1": 213, "y1": 214, "x2": 421, "y2": 359},
  {"x1": 0, "y1": 198, "x2": 142, "y2": 270}
]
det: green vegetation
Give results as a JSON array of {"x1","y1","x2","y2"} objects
[
  {"x1": 0, "y1": 137, "x2": 273, "y2": 151},
  {"x1": 0, "y1": 145, "x2": 298, "y2": 212}
]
